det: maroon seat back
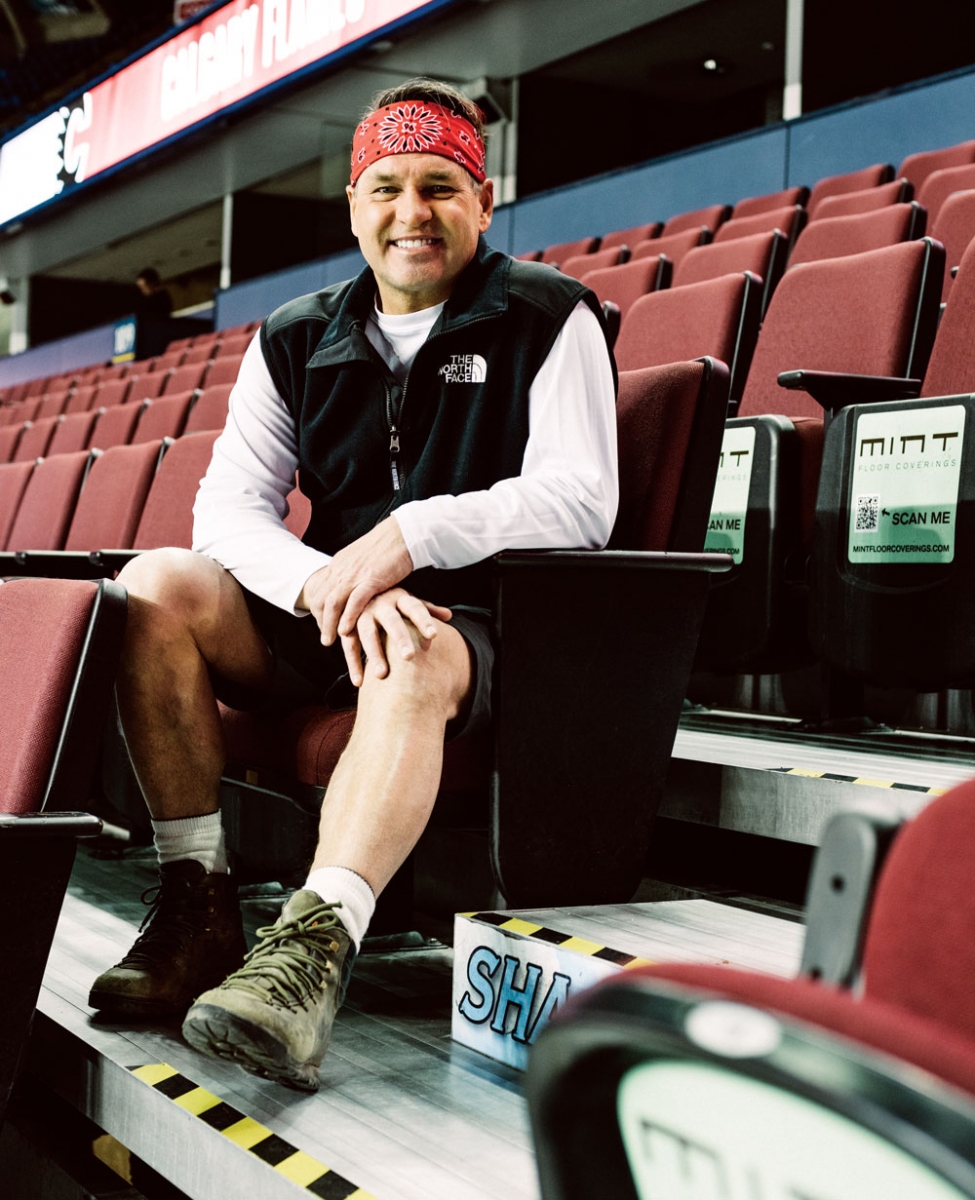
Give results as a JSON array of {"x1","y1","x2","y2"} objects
[
  {"x1": 900, "y1": 139, "x2": 975, "y2": 196},
  {"x1": 13, "y1": 416, "x2": 60, "y2": 463},
  {"x1": 32, "y1": 391, "x2": 72, "y2": 421},
  {"x1": 917, "y1": 163, "x2": 975, "y2": 226},
  {"x1": 788, "y1": 203, "x2": 925, "y2": 269},
  {"x1": 126, "y1": 372, "x2": 169, "y2": 403},
  {"x1": 674, "y1": 231, "x2": 784, "y2": 289},
  {"x1": 151, "y1": 350, "x2": 184, "y2": 372},
  {"x1": 163, "y1": 363, "x2": 207, "y2": 395},
  {"x1": 539, "y1": 236, "x2": 599, "y2": 266},
  {"x1": 183, "y1": 383, "x2": 233, "y2": 434},
  {"x1": 204, "y1": 355, "x2": 244, "y2": 386},
  {"x1": 0, "y1": 423, "x2": 25, "y2": 464},
  {"x1": 91, "y1": 379, "x2": 131, "y2": 409},
  {"x1": 662, "y1": 203, "x2": 731, "y2": 236},
  {"x1": 4, "y1": 451, "x2": 90, "y2": 551},
  {"x1": 180, "y1": 343, "x2": 216, "y2": 366},
  {"x1": 64, "y1": 441, "x2": 162, "y2": 551},
  {"x1": 214, "y1": 333, "x2": 253, "y2": 358},
  {"x1": 920, "y1": 235, "x2": 975, "y2": 399},
  {"x1": 713, "y1": 205, "x2": 806, "y2": 244},
  {"x1": 929, "y1": 189, "x2": 975, "y2": 300},
  {"x1": 62, "y1": 384, "x2": 98, "y2": 415},
  {"x1": 811, "y1": 178, "x2": 911, "y2": 220},
  {"x1": 599, "y1": 222, "x2": 661, "y2": 250},
  {"x1": 47, "y1": 411, "x2": 98, "y2": 456},
  {"x1": 580, "y1": 258, "x2": 667, "y2": 320},
  {"x1": 131, "y1": 391, "x2": 196, "y2": 443},
  {"x1": 739, "y1": 238, "x2": 943, "y2": 422},
  {"x1": 89, "y1": 402, "x2": 145, "y2": 450},
  {"x1": 133, "y1": 430, "x2": 220, "y2": 550},
  {"x1": 807, "y1": 163, "x2": 895, "y2": 217},
  {"x1": 631, "y1": 227, "x2": 710, "y2": 274},
  {"x1": 559, "y1": 246, "x2": 625, "y2": 280},
  {"x1": 732, "y1": 185, "x2": 809, "y2": 218},
  {"x1": 0, "y1": 461, "x2": 35, "y2": 549}
]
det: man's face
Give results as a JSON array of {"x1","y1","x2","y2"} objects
[{"x1": 347, "y1": 153, "x2": 493, "y2": 314}]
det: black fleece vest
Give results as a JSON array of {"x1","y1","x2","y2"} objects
[{"x1": 260, "y1": 238, "x2": 607, "y2": 608}]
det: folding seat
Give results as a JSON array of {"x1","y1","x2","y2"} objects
[
  {"x1": 695, "y1": 238, "x2": 944, "y2": 675},
  {"x1": 0, "y1": 423, "x2": 25, "y2": 464},
  {"x1": 899, "y1": 137, "x2": 975, "y2": 196},
  {"x1": 806, "y1": 162, "x2": 895, "y2": 217},
  {"x1": 165, "y1": 335, "x2": 195, "y2": 352},
  {"x1": 127, "y1": 429, "x2": 221, "y2": 552},
  {"x1": 45, "y1": 372, "x2": 78, "y2": 393},
  {"x1": 121, "y1": 357, "x2": 156, "y2": 378},
  {"x1": 613, "y1": 272, "x2": 763, "y2": 404},
  {"x1": 599, "y1": 222, "x2": 662, "y2": 250},
  {"x1": 46, "y1": 410, "x2": 99, "y2": 456},
  {"x1": 929, "y1": 189, "x2": 975, "y2": 299},
  {"x1": 662, "y1": 203, "x2": 731, "y2": 237},
  {"x1": 732, "y1": 184, "x2": 810, "y2": 217},
  {"x1": 0, "y1": 461, "x2": 35, "y2": 549},
  {"x1": 130, "y1": 390, "x2": 197, "y2": 443},
  {"x1": 3, "y1": 451, "x2": 91, "y2": 553},
  {"x1": 539, "y1": 237, "x2": 600, "y2": 266},
  {"x1": 32, "y1": 389, "x2": 73, "y2": 421},
  {"x1": 579, "y1": 257, "x2": 670, "y2": 320},
  {"x1": 560, "y1": 246, "x2": 628, "y2": 280},
  {"x1": 183, "y1": 383, "x2": 233, "y2": 434},
  {"x1": 811, "y1": 177, "x2": 913, "y2": 220},
  {"x1": 179, "y1": 342, "x2": 217, "y2": 366},
  {"x1": 0, "y1": 577, "x2": 125, "y2": 1127},
  {"x1": 6, "y1": 381, "x2": 30, "y2": 405},
  {"x1": 526, "y1": 779, "x2": 975, "y2": 1200},
  {"x1": 219, "y1": 360, "x2": 731, "y2": 911},
  {"x1": 25, "y1": 375, "x2": 53, "y2": 398},
  {"x1": 162, "y1": 362, "x2": 206, "y2": 394},
  {"x1": 788, "y1": 203, "x2": 926, "y2": 269},
  {"x1": 126, "y1": 371, "x2": 170, "y2": 403},
  {"x1": 150, "y1": 350, "x2": 185, "y2": 372},
  {"x1": 62, "y1": 441, "x2": 163, "y2": 554},
  {"x1": 12, "y1": 415, "x2": 61, "y2": 463},
  {"x1": 630, "y1": 227, "x2": 712, "y2": 276},
  {"x1": 203, "y1": 355, "x2": 244, "y2": 386},
  {"x1": 808, "y1": 235, "x2": 975, "y2": 696},
  {"x1": 673, "y1": 230, "x2": 790, "y2": 315},
  {"x1": 61, "y1": 383, "x2": 98, "y2": 415},
  {"x1": 0, "y1": 405, "x2": 19, "y2": 427},
  {"x1": 91, "y1": 378, "x2": 132, "y2": 409},
  {"x1": 218, "y1": 321, "x2": 256, "y2": 339},
  {"x1": 916, "y1": 163, "x2": 975, "y2": 227},
  {"x1": 97, "y1": 362, "x2": 128, "y2": 381},
  {"x1": 88, "y1": 401, "x2": 148, "y2": 450},
  {"x1": 712, "y1": 204, "x2": 807, "y2": 247}
]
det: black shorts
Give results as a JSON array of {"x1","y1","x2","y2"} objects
[{"x1": 213, "y1": 589, "x2": 494, "y2": 741}]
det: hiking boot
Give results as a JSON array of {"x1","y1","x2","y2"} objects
[
  {"x1": 181, "y1": 890, "x2": 355, "y2": 1092},
  {"x1": 88, "y1": 860, "x2": 246, "y2": 1019}
]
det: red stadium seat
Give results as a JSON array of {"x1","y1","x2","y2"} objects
[
  {"x1": 214, "y1": 333, "x2": 254, "y2": 359},
  {"x1": 929, "y1": 188, "x2": 975, "y2": 299},
  {"x1": 539, "y1": 236, "x2": 600, "y2": 266},
  {"x1": 599, "y1": 222, "x2": 662, "y2": 250},
  {"x1": 89, "y1": 402, "x2": 146, "y2": 450},
  {"x1": 63, "y1": 441, "x2": 164, "y2": 552},
  {"x1": 899, "y1": 138, "x2": 975, "y2": 195},
  {"x1": 4, "y1": 451, "x2": 91, "y2": 552},
  {"x1": 131, "y1": 391, "x2": 197, "y2": 443},
  {"x1": 631, "y1": 227, "x2": 711, "y2": 275},
  {"x1": 183, "y1": 383, "x2": 233, "y2": 434},
  {"x1": 13, "y1": 416, "x2": 61, "y2": 463},
  {"x1": 673, "y1": 230, "x2": 790, "y2": 314},
  {"x1": 916, "y1": 162, "x2": 975, "y2": 226},
  {"x1": 811, "y1": 177, "x2": 913, "y2": 220},
  {"x1": 662, "y1": 203, "x2": 731, "y2": 236},
  {"x1": 126, "y1": 372, "x2": 170, "y2": 403},
  {"x1": 559, "y1": 246, "x2": 627, "y2": 280},
  {"x1": 91, "y1": 379, "x2": 132, "y2": 409},
  {"x1": 713, "y1": 204, "x2": 807, "y2": 246},
  {"x1": 788, "y1": 203, "x2": 926, "y2": 268},
  {"x1": 579, "y1": 257, "x2": 669, "y2": 319},
  {"x1": 132, "y1": 430, "x2": 221, "y2": 550},
  {"x1": 732, "y1": 184, "x2": 810, "y2": 217},
  {"x1": 0, "y1": 461, "x2": 35, "y2": 549},
  {"x1": 46, "y1": 411, "x2": 99, "y2": 456},
  {"x1": 203, "y1": 355, "x2": 244, "y2": 386},
  {"x1": 180, "y1": 342, "x2": 217, "y2": 366},
  {"x1": 61, "y1": 384, "x2": 99, "y2": 415},
  {"x1": 807, "y1": 162, "x2": 895, "y2": 217},
  {"x1": 151, "y1": 350, "x2": 184, "y2": 372}
]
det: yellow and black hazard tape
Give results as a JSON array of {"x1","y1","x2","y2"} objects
[
  {"x1": 769, "y1": 767, "x2": 946, "y2": 795},
  {"x1": 461, "y1": 912, "x2": 655, "y2": 969},
  {"x1": 130, "y1": 1064, "x2": 377, "y2": 1199}
]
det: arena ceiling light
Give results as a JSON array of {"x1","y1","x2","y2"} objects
[{"x1": 0, "y1": 0, "x2": 457, "y2": 228}]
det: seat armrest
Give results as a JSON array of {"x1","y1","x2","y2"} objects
[
  {"x1": 493, "y1": 548, "x2": 732, "y2": 573},
  {"x1": 0, "y1": 550, "x2": 121, "y2": 579},
  {"x1": 777, "y1": 369, "x2": 921, "y2": 414},
  {"x1": 0, "y1": 812, "x2": 103, "y2": 837}
]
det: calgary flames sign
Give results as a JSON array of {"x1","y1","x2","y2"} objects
[{"x1": 0, "y1": 0, "x2": 444, "y2": 226}]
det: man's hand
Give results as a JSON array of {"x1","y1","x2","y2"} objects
[
  {"x1": 298, "y1": 517, "x2": 415, "y2": 646},
  {"x1": 340, "y1": 587, "x2": 453, "y2": 685}
]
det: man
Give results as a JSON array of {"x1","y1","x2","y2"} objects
[
  {"x1": 134, "y1": 267, "x2": 173, "y2": 320},
  {"x1": 89, "y1": 79, "x2": 618, "y2": 1092}
]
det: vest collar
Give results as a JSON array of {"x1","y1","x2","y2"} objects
[{"x1": 306, "y1": 236, "x2": 509, "y2": 370}]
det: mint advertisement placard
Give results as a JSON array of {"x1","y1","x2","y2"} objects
[
  {"x1": 705, "y1": 425, "x2": 755, "y2": 564},
  {"x1": 847, "y1": 405, "x2": 965, "y2": 564}
]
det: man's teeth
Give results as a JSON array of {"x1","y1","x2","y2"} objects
[{"x1": 394, "y1": 238, "x2": 437, "y2": 248}]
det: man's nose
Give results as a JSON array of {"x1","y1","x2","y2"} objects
[{"x1": 396, "y1": 187, "x2": 433, "y2": 225}]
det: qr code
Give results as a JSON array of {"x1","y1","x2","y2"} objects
[{"x1": 855, "y1": 493, "x2": 880, "y2": 532}]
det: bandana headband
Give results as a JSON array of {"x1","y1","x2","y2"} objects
[{"x1": 350, "y1": 101, "x2": 486, "y2": 186}]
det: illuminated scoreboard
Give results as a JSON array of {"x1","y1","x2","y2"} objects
[{"x1": 0, "y1": 0, "x2": 452, "y2": 227}]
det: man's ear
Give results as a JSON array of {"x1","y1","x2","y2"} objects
[
  {"x1": 478, "y1": 179, "x2": 495, "y2": 233},
  {"x1": 346, "y1": 184, "x2": 358, "y2": 237}
]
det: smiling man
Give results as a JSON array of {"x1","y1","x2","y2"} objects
[{"x1": 88, "y1": 79, "x2": 618, "y2": 1091}]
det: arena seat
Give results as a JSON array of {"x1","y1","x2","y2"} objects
[
  {"x1": 32, "y1": 390, "x2": 73, "y2": 421},
  {"x1": 599, "y1": 222, "x2": 662, "y2": 249},
  {"x1": 0, "y1": 577, "x2": 125, "y2": 1129},
  {"x1": 579, "y1": 257, "x2": 671, "y2": 320},
  {"x1": 526, "y1": 779, "x2": 975, "y2": 1200},
  {"x1": 807, "y1": 163, "x2": 895, "y2": 217},
  {"x1": 662, "y1": 203, "x2": 731, "y2": 236},
  {"x1": 613, "y1": 272, "x2": 763, "y2": 404},
  {"x1": 12, "y1": 415, "x2": 61, "y2": 462},
  {"x1": 788, "y1": 202, "x2": 927, "y2": 268},
  {"x1": 89, "y1": 401, "x2": 146, "y2": 450},
  {"x1": 203, "y1": 355, "x2": 244, "y2": 386},
  {"x1": 899, "y1": 138, "x2": 975, "y2": 195},
  {"x1": 732, "y1": 184, "x2": 809, "y2": 217},
  {"x1": 180, "y1": 342, "x2": 217, "y2": 366},
  {"x1": 151, "y1": 350, "x2": 184, "y2": 372},
  {"x1": 219, "y1": 359, "x2": 732, "y2": 912},
  {"x1": 46, "y1": 410, "x2": 99, "y2": 456},
  {"x1": 811, "y1": 177, "x2": 913, "y2": 220},
  {"x1": 0, "y1": 423, "x2": 25, "y2": 463},
  {"x1": 930, "y1": 190, "x2": 975, "y2": 299},
  {"x1": 183, "y1": 383, "x2": 233, "y2": 434},
  {"x1": 916, "y1": 163, "x2": 975, "y2": 227},
  {"x1": 91, "y1": 378, "x2": 132, "y2": 408},
  {"x1": 673, "y1": 230, "x2": 790, "y2": 315},
  {"x1": 162, "y1": 363, "x2": 207, "y2": 394},
  {"x1": 126, "y1": 372, "x2": 170, "y2": 403},
  {"x1": 0, "y1": 461, "x2": 35, "y2": 548},
  {"x1": 712, "y1": 204, "x2": 807, "y2": 246},
  {"x1": 165, "y1": 335, "x2": 195, "y2": 353},
  {"x1": 2, "y1": 451, "x2": 92, "y2": 556},
  {"x1": 61, "y1": 384, "x2": 98, "y2": 415},
  {"x1": 560, "y1": 246, "x2": 628, "y2": 280},
  {"x1": 809, "y1": 234, "x2": 975, "y2": 694},
  {"x1": 695, "y1": 238, "x2": 944, "y2": 675},
  {"x1": 130, "y1": 390, "x2": 198, "y2": 443},
  {"x1": 630, "y1": 226, "x2": 711, "y2": 274},
  {"x1": 539, "y1": 236, "x2": 600, "y2": 266}
]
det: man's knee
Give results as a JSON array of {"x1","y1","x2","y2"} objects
[
  {"x1": 361, "y1": 619, "x2": 472, "y2": 721},
  {"x1": 120, "y1": 548, "x2": 228, "y2": 620}
]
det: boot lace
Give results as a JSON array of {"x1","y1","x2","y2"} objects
[
  {"x1": 220, "y1": 900, "x2": 345, "y2": 1009},
  {"x1": 117, "y1": 882, "x2": 204, "y2": 969}
]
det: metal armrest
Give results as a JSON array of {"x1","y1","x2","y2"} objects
[
  {"x1": 777, "y1": 369, "x2": 921, "y2": 415},
  {"x1": 0, "y1": 549, "x2": 142, "y2": 578},
  {"x1": 0, "y1": 812, "x2": 103, "y2": 837}
]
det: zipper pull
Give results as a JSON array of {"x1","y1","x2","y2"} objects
[
  {"x1": 389, "y1": 425, "x2": 401, "y2": 491},
  {"x1": 389, "y1": 429, "x2": 400, "y2": 454}
]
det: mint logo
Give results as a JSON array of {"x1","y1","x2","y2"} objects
[{"x1": 439, "y1": 354, "x2": 487, "y2": 383}]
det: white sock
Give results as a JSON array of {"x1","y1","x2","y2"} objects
[
  {"x1": 303, "y1": 866, "x2": 375, "y2": 949},
  {"x1": 152, "y1": 812, "x2": 229, "y2": 874}
]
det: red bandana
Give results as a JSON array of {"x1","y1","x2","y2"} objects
[{"x1": 350, "y1": 101, "x2": 486, "y2": 186}]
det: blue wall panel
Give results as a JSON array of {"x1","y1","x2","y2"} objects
[
  {"x1": 788, "y1": 69, "x2": 975, "y2": 186},
  {"x1": 0, "y1": 320, "x2": 117, "y2": 385}
]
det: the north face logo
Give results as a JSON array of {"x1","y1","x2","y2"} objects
[{"x1": 439, "y1": 354, "x2": 487, "y2": 383}]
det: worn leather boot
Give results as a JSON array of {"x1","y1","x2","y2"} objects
[
  {"x1": 89, "y1": 859, "x2": 247, "y2": 1018},
  {"x1": 182, "y1": 890, "x2": 355, "y2": 1092}
]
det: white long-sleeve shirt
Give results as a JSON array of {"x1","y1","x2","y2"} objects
[{"x1": 192, "y1": 299, "x2": 618, "y2": 613}]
